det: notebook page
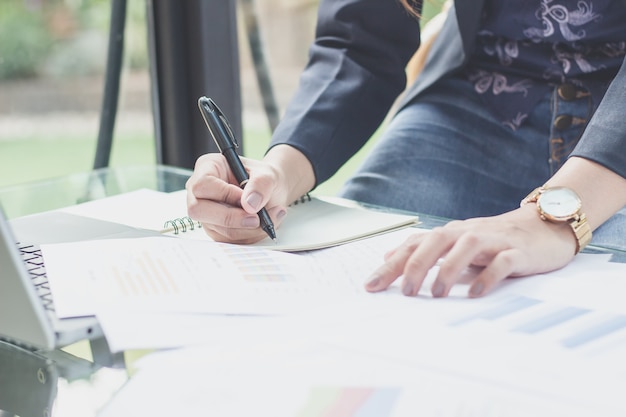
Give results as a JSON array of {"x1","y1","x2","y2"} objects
[
  {"x1": 56, "y1": 190, "x2": 418, "y2": 252},
  {"x1": 58, "y1": 189, "x2": 189, "y2": 233},
  {"x1": 248, "y1": 196, "x2": 419, "y2": 252}
]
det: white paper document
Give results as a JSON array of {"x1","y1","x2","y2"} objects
[
  {"x1": 42, "y1": 223, "x2": 626, "y2": 354},
  {"x1": 59, "y1": 188, "x2": 189, "y2": 233},
  {"x1": 98, "y1": 326, "x2": 626, "y2": 417},
  {"x1": 38, "y1": 224, "x2": 622, "y2": 416},
  {"x1": 31, "y1": 187, "x2": 626, "y2": 415},
  {"x1": 41, "y1": 235, "x2": 384, "y2": 318},
  {"x1": 99, "y1": 250, "x2": 626, "y2": 416}
]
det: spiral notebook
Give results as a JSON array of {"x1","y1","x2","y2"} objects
[{"x1": 58, "y1": 189, "x2": 419, "y2": 252}]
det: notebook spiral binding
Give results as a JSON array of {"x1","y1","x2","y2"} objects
[
  {"x1": 163, "y1": 194, "x2": 312, "y2": 234},
  {"x1": 17, "y1": 243, "x2": 55, "y2": 311},
  {"x1": 163, "y1": 217, "x2": 202, "y2": 235},
  {"x1": 291, "y1": 193, "x2": 312, "y2": 206}
]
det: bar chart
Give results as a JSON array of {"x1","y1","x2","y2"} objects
[{"x1": 448, "y1": 294, "x2": 626, "y2": 356}]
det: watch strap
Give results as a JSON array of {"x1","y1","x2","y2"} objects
[{"x1": 569, "y1": 212, "x2": 592, "y2": 254}]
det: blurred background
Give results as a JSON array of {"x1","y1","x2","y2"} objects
[{"x1": 0, "y1": 0, "x2": 443, "y2": 194}]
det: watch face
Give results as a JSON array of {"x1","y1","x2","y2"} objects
[{"x1": 537, "y1": 187, "x2": 581, "y2": 220}]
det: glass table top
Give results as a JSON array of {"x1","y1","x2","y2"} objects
[
  {"x1": 0, "y1": 165, "x2": 623, "y2": 417},
  {"x1": 0, "y1": 165, "x2": 193, "y2": 220},
  {"x1": 0, "y1": 165, "x2": 194, "y2": 417}
]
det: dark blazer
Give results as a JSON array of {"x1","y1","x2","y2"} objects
[
  {"x1": 269, "y1": 0, "x2": 626, "y2": 186},
  {"x1": 398, "y1": 0, "x2": 483, "y2": 109}
]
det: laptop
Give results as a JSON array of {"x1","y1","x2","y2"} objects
[
  {"x1": 0, "y1": 205, "x2": 153, "y2": 351},
  {"x1": 0, "y1": 340, "x2": 58, "y2": 417},
  {"x1": 0, "y1": 338, "x2": 97, "y2": 417}
]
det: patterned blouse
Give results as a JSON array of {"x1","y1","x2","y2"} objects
[{"x1": 465, "y1": 0, "x2": 626, "y2": 130}]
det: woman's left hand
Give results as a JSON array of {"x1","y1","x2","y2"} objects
[{"x1": 364, "y1": 204, "x2": 578, "y2": 298}]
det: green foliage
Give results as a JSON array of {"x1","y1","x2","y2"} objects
[
  {"x1": 72, "y1": 0, "x2": 113, "y2": 31},
  {"x1": 0, "y1": 0, "x2": 149, "y2": 80},
  {"x1": 125, "y1": 0, "x2": 149, "y2": 70},
  {"x1": 422, "y1": 0, "x2": 446, "y2": 24},
  {"x1": 0, "y1": 2, "x2": 51, "y2": 79},
  {"x1": 42, "y1": 30, "x2": 108, "y2": 77}
]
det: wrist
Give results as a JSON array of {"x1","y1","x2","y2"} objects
[
  {"x1": 263, "y1": 145, "x2": 315, "y2": 203},
  {"x1": 520, "y1": 186, "x2": 592, "y2": 254}
]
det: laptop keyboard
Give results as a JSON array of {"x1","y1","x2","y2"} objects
[{"x1": 17, "y1": 243, "x2": 55, "y2": 312}]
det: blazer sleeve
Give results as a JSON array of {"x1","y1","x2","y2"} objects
[
  {"x1": 268, "y1": 0, "x2": 421, "y2": 186},
  {"x1": 570, "y1": 56, "x2": 626, "y2": 180}
]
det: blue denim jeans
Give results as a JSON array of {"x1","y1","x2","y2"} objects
[{"x1": 339, "y1": 76, "x2": 626, "y2": 252}]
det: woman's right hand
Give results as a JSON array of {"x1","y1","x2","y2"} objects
[{"x1": 185, "y1": 145, "x2": 315, "y2": 244}]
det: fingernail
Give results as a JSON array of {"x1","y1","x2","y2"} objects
[
  {"x1": 365, "y1": 275, "x2": 381, "y2": 289},
  {"x1": 246, "y1": 192, "x2": 262, "y2": 211},
  {"x1": 241, "y1": 216, "x2": 259, "y2": 227},
  {"x1": 431, "y1": 281, "x2": 445, "y2": 298},
  {"x1": 469, "y1": 282, "x2": 485, "y2": 297},
  {"x1": 402, "y1": 282, "x2": 415, "y2": 296},
  {"x1": 276, "y1": 209, "x2": 287, "y2": 220}
]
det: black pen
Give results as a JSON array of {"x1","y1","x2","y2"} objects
[{"x1": 197, "y1": 96, "x2": 277, "y2": 242}]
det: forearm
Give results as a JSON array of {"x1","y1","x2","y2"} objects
[
  {"x1": 268, "y1": 0, "x2": 420, "y2": 186},
  {"x1": 570, "y1": 57, "x2": 626, "y2": 180},
  {"x1": 545, "y1": 156, "x2": 626, "y2": 231}
]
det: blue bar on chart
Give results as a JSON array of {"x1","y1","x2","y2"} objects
[
  {"x1": 512, "y1": 306, "x2": 590, "y2": 334},
  {"x1": 449, "y1": 295, "x2": 542, "y2": 327},
  {"x1": 561, "y1": 315, "x2": 626, "y2": 349}
]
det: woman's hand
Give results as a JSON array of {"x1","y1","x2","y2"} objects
[
  {"x1": 185, "y1": 153, "x2": 289, "y2": 244},
  {"x1": 185, "y1": 145, "x2": 315, "y2": 244},
  {"x1": 365, "y1": 204, "x2": 578, "y2": 298},
  {"x1": 365, "y1": 157, "x2": 626, "y2": 298}
]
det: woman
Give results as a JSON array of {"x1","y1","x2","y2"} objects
[{"x1": 186, "y1": 0, "x2": 626, "y2": 298}]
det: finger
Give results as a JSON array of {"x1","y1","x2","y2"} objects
[
  {"x1": 468, "y1": 249, "x2": 521, "y2": 297},
  {"x1": 365, "y1": 233, "x2": 422, "y2": 292},
  {"x1": 382, "y1": 231, "x2": 427, "y2": 261},
  {"x1": 187, "y1": 187, "x2": 248, "y2": 228},
  {"x1": 200, "y1": 204, "x2": 287, "y2": 244},
  {"x1": 190, "y1": 153, "x2": 240, "y2": 187},
  {"x1": 430, "y1": 231, "x2": 496, "y2": 298},
  {"x1": 187, "y1": 156, "x2": 244, "y2": 213},
  {"x1": 240, "y1": 166, "x2": 279, "y2": 214},
  {"x1": 206, "y1": 223, "x2": 269, "y2": 244},
  {"x1": 187, "y1": 175, "x2": 243, "y2": 210},
  {"x1": 400, "y1": 227, "x2": 456, "y2": 296},
  {"x1": 191, "y1": 197, "x2": 258, "y2": 229}
]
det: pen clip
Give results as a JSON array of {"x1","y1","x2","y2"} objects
[
  {"x1": 219, "y1": 113, "x2": 238, "y2": 148},
  {"x1": 209, "y1": 97, "x2": 238, "y2": 148}
]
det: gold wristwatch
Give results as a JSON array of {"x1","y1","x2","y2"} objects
[{"x1": 521, "y1": 186, "x2": 592, "y2": 254}]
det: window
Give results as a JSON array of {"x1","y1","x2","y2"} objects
[{"x1": 0, "y1": 0, "x2": 155, "y2": 188}]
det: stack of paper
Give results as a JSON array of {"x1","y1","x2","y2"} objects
[{"x1": 30, "y1": 188, "x2": 626, "y2": 415}]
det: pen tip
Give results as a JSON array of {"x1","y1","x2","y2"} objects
[{"x1": 272, "y1": 238, "x2": 278, "y2": 244}]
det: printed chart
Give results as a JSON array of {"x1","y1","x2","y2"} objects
[{"x1": 294, "y1": 387, "x2": 402, "y2": 417}]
